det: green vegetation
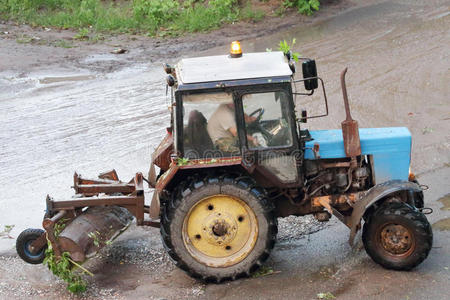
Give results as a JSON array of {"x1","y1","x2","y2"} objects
[
  {"x1": 73, "y1": 27, "x2": 90, "y2": 40},
  {"x1": 0, "y1": 224, "x2": 15, "y2": 239},
  {"x1": 44, "y1": 248, "x2": 88, "y2": 293},
  {"x1": 43, "y1": 219, "x2": 93, "y2": 293},
  {"x1": 0, "y1": 1, "x2": 320, "y2": 37},
  {"x1": 52, "y1": 39, "x2": 74, "y2": 48},
  {"x1": 177, "y1": 157, "x2": 190, "y2": 166},
  {"x1": 284, "y1": 0, "x2": 320, "y2": 16},
  {"x1": 251, "y1": 265, "x2": 277, "y2": 278},
  {"x1": 317, "y1": 292, "x2": 336, "y2": 299},
  {"x1": 278, "y1": 38, "x2": 301, "y2": 61}
]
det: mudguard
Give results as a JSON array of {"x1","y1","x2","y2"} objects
[{"x1": 348, "y1": 180, "x2": 422, "y2": 245}]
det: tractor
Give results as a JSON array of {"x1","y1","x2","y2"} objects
[{"x1": 17, "y1": 41, "x2": 432, "y2": 283}]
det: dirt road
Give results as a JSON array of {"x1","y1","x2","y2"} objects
[{"x1": 0, "y1": 0, "x2": 449, "y2": 299}]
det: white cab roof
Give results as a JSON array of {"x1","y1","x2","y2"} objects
[{"x1": 176, "y1": 51, "x2": 293, "y2": 84}]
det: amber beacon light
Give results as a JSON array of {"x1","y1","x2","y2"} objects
[{"x1": 230, "y1": 41, "x2": 242, "y2": 58}]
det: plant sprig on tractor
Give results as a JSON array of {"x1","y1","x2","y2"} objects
[{"x1": 278, "y1": 38, "x2": 301, "y2": 62}]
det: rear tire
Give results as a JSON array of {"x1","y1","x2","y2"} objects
[
  {"x1": 362, "y1": 201, "x2": 432, "y2": 270},
  {"x1": 16, "y1": 228, "x2": 47, "y2": 264},
  {"x1": 160, "y1": 174, "x2": 277, "y2": 282}
]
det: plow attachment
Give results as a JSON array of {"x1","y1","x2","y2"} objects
[{"x1": 16, "y1": 170, "x2": 159, "y2": 264}]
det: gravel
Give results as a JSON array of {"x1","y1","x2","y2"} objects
[
  {"x1": 0, "y1": 215, "x2": 328, "y2": 299},
  {"x1": 277, "y1": 215, "x2": 328, "y2": 241}
]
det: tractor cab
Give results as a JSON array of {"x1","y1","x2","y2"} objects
[{"x1": 163, "y1": 41, "x2": 322, "y2": 187}]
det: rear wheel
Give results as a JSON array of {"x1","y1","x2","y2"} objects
[
  {"x1": 16, "y1": 228, "x2": 47, "y2": 264},
  {"x1": 362, "y1": 201, "x2": 432, "y2": 270},
  {"x1": 161, "y1": 175, "x2": 277, "y2": 282}
]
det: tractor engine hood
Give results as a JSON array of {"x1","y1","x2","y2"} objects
[{"x1": 304, "y1": 127, "x2": 411, "y2": 184}]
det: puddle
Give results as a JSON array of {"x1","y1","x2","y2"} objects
[
  {"x1": 432, "y1": 218, "x2": 450, "y2": 231},
  {"x1": 83, "y1": 54, "x2": 123, "y2": 63},
  {"x1": 308, "y1": 264, "x2": 339, "y2": 281},
  {"x1": 437, "y1": 194, "x2": 450, "y2": 211},
  {"x1": 39, "y1": 75, "x2": 96, "y2": 84}
]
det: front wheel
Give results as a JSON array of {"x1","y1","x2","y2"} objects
[
  {"x1": 362, "y1": 201, "x2": 432, "y2": 270},
  {"x1": 161, "y1": 175, "x2": 277, "y2": 282},
  {"x1": 16, "y1": 228, "x2": 47, "y2": 264}
]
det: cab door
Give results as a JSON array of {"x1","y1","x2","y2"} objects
[{"x1": 235, "y1": 85, "x2": 302, "y2": 188}]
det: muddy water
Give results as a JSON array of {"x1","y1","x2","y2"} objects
[
  {"x1": 1, "y1": 0, "x2": 449, "y2": 252},
  {"x1": 0, "y1": 65, "x2": 169, "y2": 250}
]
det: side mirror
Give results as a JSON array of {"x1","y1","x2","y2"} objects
[{"x1": 302, "y1": 59, "x2": 318, "y2": 90}]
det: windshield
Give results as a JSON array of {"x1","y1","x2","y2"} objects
[{"x1": 242, "y1": 91, "x2": 293, "y2": 149}]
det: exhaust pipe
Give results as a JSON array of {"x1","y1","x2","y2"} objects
[{"x1": 340, "y1": 68, "x2": 361, "y2": 161}]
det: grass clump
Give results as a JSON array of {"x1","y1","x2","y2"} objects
[
  {"x1": 241, "y1": 2, "x2": 265, "y2": 22},
  {"x1": 0, "y1": 1, "x2": 320, "y2": 37},
  {"x1": 284, "y1": 0, "x2": 320, "y2": 16},
  {"x1": 0, "y1": 0, "x2": 243, "y2": 36}
]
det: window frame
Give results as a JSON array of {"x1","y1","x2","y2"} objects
[
  {"x1": 175, "y1": 87, "x2": 240, "y2": 158},
  {"x1": 234, "y1": 84, "x2": 299, "y2": 152},
  {"x1": 174, "y1": 82, "x2": 298, "y2": 158}
]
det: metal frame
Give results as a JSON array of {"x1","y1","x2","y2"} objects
[
  {"x1": 45, "y1": 171, "x2": 152, "y2": 227},
  {"x1": 292, "y1": 77, "x2": 329, "y2": 119}
]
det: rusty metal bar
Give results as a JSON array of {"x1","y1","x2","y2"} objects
[
  {"x1": 98, "y1": 169, "x2": 119, "y2": 181},
  {"x1": 42, "y1": 210, "x2": 67, "y2": 257},
  {"x1": 142, "y1": 219, "x2": 160, "y2": 228},
  {"x1": 312, "y1": 193, "x2": 359, "y2": 208},
  {"x1": 340, "y1": 68, "x2": 361, "y2": 158},
  {"x1": 75, "y1": 183, "x2": 135, "y2": 196},
  {"x1": 50, "y1": 195, "x2": 140, "y2": 210},
  {"x1": 315, "y1": 197, "x2": 351, "y2": 228},
  {"x1": 320, "y1": 161, "x2": 351, "y2": 168},
  {"x1": 73, "y1": 172, "x2": 119, "y2": 194},
  {"x1": 47, "y1": 210, "x2": 68, "y2": 224}
]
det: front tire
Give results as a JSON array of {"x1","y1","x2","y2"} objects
[
  {"x1": 16, "y1": 228, "x2": 47, "y2": 264},
  {"x1": 161, "y1": 175, "x2": 277, "y2": 282},
  {"x1": 362, "y1": 201, "x2": 432, "y2": 270}
]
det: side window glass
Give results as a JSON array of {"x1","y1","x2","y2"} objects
[
  {"x1": 182, "y1": 92, "x2": 240, "y2": 158},
  {"x1": 242, "y1": 91, "x2": 293, "y2": 149}
]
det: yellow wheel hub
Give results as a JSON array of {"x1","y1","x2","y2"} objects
[{"x1": 182, "y1": 194, "x2": 258, "y2": 267}]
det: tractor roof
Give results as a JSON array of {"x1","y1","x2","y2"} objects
[{"x1": 176, "y1": 51, "x2": 293, "y2": 85}]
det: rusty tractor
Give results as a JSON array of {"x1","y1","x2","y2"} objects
[{"x1": 17, "y1": 41, "x2": 432, "y2": 282}]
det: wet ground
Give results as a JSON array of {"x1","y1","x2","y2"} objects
[{"x1": 0, "y1": 0, "x2": 449, "y2": 299}]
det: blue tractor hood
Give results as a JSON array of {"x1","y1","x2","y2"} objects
[{"x1": 304, "y1": 127, "x2": 411, "y2": 184}]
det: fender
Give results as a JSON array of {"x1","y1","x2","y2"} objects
[
  {"x1": 148, "y1": 157, "x2": 243, "y2": 219},
  {"x1": 348, "y1": 180, "x2": 421, "y2": 245}
]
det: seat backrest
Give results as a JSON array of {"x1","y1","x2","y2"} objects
[{"x1": 184, "y1": 110, "x2": 214, "y2": 158}]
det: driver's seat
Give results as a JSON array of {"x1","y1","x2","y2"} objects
[{"x1": 184, "y1": 110, "x2": 214, "y2": 158}]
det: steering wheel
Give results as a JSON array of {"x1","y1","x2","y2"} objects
[
  {"x1": 249, "y1": 108, "x2": 265, "y2": 123},
  {"x1": 248, "y1": 108, "x2": 274, "y2": 143}
]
